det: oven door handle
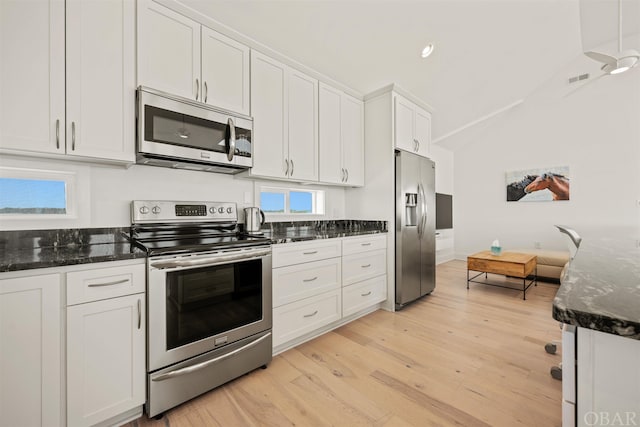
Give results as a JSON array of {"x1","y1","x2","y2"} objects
[
  {"x1": 150, "y1": 248, "x2": 271, "y2": 270},
  {"x1": 151, "y1": 332, "x2": 272, "y2": 382}
]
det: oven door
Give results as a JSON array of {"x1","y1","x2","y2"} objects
[
  {"x1": 147, "y1": 246, "x2": 272, "y2": 372},
  {"x1": 137, "y1": 86, "x2": 252, "y2": 168}
]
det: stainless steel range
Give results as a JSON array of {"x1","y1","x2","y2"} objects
[{"x1": 129, "y1": 200, "x2": 272, "y2": 418}]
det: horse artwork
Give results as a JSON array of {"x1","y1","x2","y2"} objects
[{"x1": 505, "y1": 166, "x2": 570, "y2": 202}]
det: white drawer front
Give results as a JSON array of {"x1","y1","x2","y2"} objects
[
  {"x1": 342, "y1": 234, "x2": 387, "y2": 255},
  {"x1": 272, "y1": 239, "x2": 342, "y2": 268},
  {"x1": 273, "y1": 257, "x2": 341, "y2": 307},
  {"x1": 343, "y1": 275, "x2": 387, "y2": 317},
  {"x1": 342, "y1": 249, "x2": 386, "y2": 286},
  {"x1": 67, "y1": 263, "x2": 145, "y2": 305},
  {"x1": 273, "y1": 290, "x2": 341, "y2": 347}
]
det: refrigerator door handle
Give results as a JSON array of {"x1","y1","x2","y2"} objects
[{"x1": 418, "y1": 183, "x2": 427, "y2": 240}]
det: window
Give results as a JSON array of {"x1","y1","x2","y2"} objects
[
  {"x1": 0, "y1": 167, "x2": 76, "y2": 218},
  {"x1": 260, "y1": 187, "x2": 324, "y2": 215}
]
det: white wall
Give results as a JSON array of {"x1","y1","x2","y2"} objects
[
  {"x1": 453, "y1": 66, "x2": 640, "y2": 258},
  {"x1": 0, "y1": 154, "x2": 347, "y2": 230}
]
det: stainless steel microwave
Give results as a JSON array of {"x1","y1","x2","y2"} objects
[{"x1": 136, "y1": 86, "x2": 253, "y2": 174}]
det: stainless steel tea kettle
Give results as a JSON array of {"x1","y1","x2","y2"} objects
[{"x1": 243, "y1": 207, "x2": 265, "y2": 233}]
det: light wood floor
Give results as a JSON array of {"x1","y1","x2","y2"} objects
[{"x1": 129, "y1": 260, "x2": 563, "y2": 427}]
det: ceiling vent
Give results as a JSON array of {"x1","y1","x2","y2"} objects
[{"x1": 568, "y1": 73, "x2": 590, "y2": 84}]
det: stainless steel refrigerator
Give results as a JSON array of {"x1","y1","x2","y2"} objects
[{"x1": 395, "y1": 150, "x2": 436, "y2": 310}]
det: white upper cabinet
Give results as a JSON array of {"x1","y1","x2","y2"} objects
[
  {"x1": 0, "y1": 0, "x2": 135, "y2": 163},
  {"x1": 394, "y1": 94, "x2": 431, "y2": 157},
  {"x1": 66, "y1": 0, "x2": 135, "y2": 162},
  {"x1": 137, "y1": 0, "x2": 200, "y2": 101},
  {"x1": 250, "y1": 50, "x2": 318, "y2": 182},
  {"x1": 0, "y1": 0, "x2": 65, "y2": 155},
  {"x1": 319, "y1": 83, "x2": 364, "y2": 186},
  {"x1": 138, "y1": 0, "x2": 250, "y2": 115}
]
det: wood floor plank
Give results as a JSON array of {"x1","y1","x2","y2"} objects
[{"x1": 124, "y1": 260, "x2": 562, "y2": 427}]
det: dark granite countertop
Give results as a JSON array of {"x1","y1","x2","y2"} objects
[
  {"x1": 253, "y1": 220, "x2": 388, "y2": 244},
  {"x1": 552, "y1": 227, "x2": 640, "y2": 339},
  {"x1": 0, "y1": 228, "x2": 146, "y2": 273}
]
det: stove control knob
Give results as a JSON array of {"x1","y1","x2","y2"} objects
[
  {"x1": 209, "y1": 207, "x2": 215, "y2": 214},
  {"x1": 152, "y1": 206, "x2": 161, "y2": 214},
  {"x1": 218, "y1": 207, "x2": 224, "y2": 213},
  {"x1": 139, "y1": 206, "x2": 149, "y2": 214},
  {"x1": 226, "y1": 207, "x2": 233, "y2": 213}
]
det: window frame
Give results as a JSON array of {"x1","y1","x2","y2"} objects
[
  {"x1": 258, "y1": 185, "x2": 325, "y2": 217},
  {"x1": 0, "y1": 167, "x2": 78, "y2": 220}
]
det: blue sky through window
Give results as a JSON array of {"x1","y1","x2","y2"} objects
[
  {"x1": 260, "y1": 192, "x2": 285, "y2": 213},
  {"x1": 0, "y1": 178, "x2": 66, "y2": 213},
  {"x1": 290, "y1": 191, "x2": 312, "y2": 213}
]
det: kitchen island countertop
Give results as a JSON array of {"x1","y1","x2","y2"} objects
[{"x1": 552, "y1": 227, "x2": 640, "y2": 339}]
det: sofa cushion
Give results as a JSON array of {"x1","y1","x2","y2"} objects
[{"x1": 511, "y1": 249, "x2": 569, "y2": 267}]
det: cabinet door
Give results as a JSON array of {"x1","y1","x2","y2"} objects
[
  {"x1": 287, "y1": 69, "x2": 318, "y2": 182},
  {"x1": 66, "y1": 0, "x2": 135, "y2": 162},
  {"x1": 0, "y1": 273, "x2": 61, "y2": 427},
  {"x1": 250, "y1": 51, "x2": 288, "y2": 178},
  {"x1": 137, "y1": 0, "x2": 200, "y2": 100},
  {"x1": 414, "y1": 107, "x2": 431, "y2": 158},
  {"x1": 394, "y1": 94, "x2": 416, "y2": 153},
  {"x1": 0, "y1": 0, "x2": 65, "y2": 155},
  {"x1": 318, "y1": 83, "x2": 343, "y2": 184},
  {"x1": 341, "y1": 94, "x2": 364, "y2": 186},
  {"x1": 67, "y1": 294, "x2": 145, "y2": 427},
  {"x1": 201, "y1": 27, "x2": 250, "y2": 115}
]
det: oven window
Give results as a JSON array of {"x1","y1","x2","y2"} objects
[{"x1": 165, "y1": 259, "x2": 262, "y2": 350}]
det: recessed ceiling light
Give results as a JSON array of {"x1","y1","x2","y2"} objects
[{"x1": 421, "y1": 43, "x2": 434, "y2": 58}]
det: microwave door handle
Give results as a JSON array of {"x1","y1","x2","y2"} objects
[{"x1": 227, "y1": 118, "x2": 236, "y2": 161}]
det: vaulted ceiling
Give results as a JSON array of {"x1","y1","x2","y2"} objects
[{"x1": 180, "y1": 0, "x2": 640, "y2": 146}]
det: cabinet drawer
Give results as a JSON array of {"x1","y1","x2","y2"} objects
[
  {"x1": 342, "y1": 275, "x2": 387, "y2": 317},
  {"x1": 273, "y1": 289, "x2": 341, "y2": 347},
  {"x1": 342, "y1": 249, "x2": 386, "y2": 286},
  {"x1": 342, "y1": 234, "x2": 387, "y2": 255},
  {"x1": 273, "y1": 257, "x2": 341, "y2": 307},
  {"x1": 272, "y1": 239, "x2": 342, "y2": 268},
  {"x1": 67, "y1": 263, "x2": 145, "y2": 305}
]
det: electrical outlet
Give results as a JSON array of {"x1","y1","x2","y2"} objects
[{"x1": 534, "y1": 241, "x2": 541, "y2": 249}]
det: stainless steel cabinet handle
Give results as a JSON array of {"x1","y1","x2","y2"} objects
[
  {"x1": 71, "y1": 122, "x2": 76, "y2": 150},
  {"x1": 290, "y1": 159, "x2": 294, "y2": 176},
  {"x1": 137, "y1": 299, "x2": 141, "y2": 329},
  {"x1": 416, "y1": 140, "x2": 420, "y2": 152},
  {"x1": 302, "y1": 250, "x2": 318, "y2": 255},
  {"x1": 152, "y1": 332, "x2": 271, "y2": 382},
  {"x1": 55, "y1": 119, "x2": 60, "y2": 149},
  {"x1": 303, "y1": 276, "x2": 318, "y2": 282},
  {"x1": 204, "y1": 81, "x2": 208, "y2": 103},
  {"x1": 361, "y1": 291, "x2": 372, "y2": 297},
  {"x1": 341, "y1": 168, "x2": 345, "y2": 182},
  {"x1": 345, "y1": 169, "x2": 349, "y2": 182},
  {"x1": 285, "y1": 159, "x2": 289, "y2": 176},
  {"x1": 361, "y1": 264, "x2": 371, "y2": 268},
  {"x1": 303, "y1": 310, "x2": 318, "y2": 318},
  {"x1": 361, "y1": 242, "x2": 372, "y2": 246},
  {"x1": 87, "y1": 278, "x2": 129, "y2": 288},
  {"x1": 227, "y1": 118, "x2": 235, "y2": 161},
  {"x1": 195, "y1": 78, "x2": 199, "y2": 100}
]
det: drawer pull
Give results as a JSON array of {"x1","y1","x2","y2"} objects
[
  {"x1": 88, "y1": 278, "x2": 129, "y2": 288},
  {"x1": 303, "y1": 250, "x2": 318, "y2": 255},
  {"x1": 361, "y1": 264, "x2": 371, "y2": 268},
  {"x1": 361, "y1": 242, "x2": 372, "y2": 246},
  {"x1": 303, "y1": 310, "x2": 319, "y2": 318},
  {"x1": 303, "y1": 276, "x2": 318, "y2": 283},
  {"x1": 361, "y1": 291, "x2": 372, "y2": 297}
]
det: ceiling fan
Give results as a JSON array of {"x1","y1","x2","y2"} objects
[{"x1": 583, "y1": 0, "x2": 639, "y2": 75}]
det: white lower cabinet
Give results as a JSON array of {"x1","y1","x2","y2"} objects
[
  {"x1": 66, "y1": 261, "x2": 146, "y2": 427},
  {"x1": 272, "y1": 234, "x2": 387, "y2": 352},
  {"x1": 273, "y1": 289, "x2": 342, "y2": 348},
  {"x1": 0, "y1": 273, "x2": 62, "y2": 427}
]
